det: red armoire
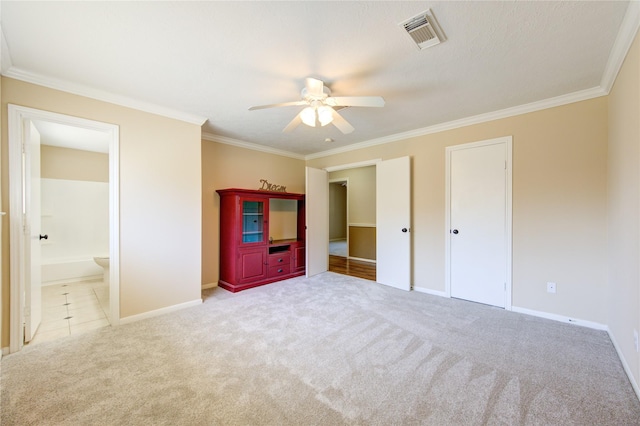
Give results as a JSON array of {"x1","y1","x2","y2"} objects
[{"x1": 216, "y1": 188, "x2": 306, "y2": 292}]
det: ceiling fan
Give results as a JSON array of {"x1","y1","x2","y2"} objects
[{"x1": 249, "y1": 77, "x2": 385, "y2": 134}]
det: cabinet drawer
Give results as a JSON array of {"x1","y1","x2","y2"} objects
[
  {"x1": 268, "y1": 253, "x2": 291, "y2": 266},
  {"x1": 268, "y1": 264, "x2": 290, "y2": 278}
]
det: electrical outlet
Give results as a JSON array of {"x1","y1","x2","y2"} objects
[
  {"x1": 634, "y1": 330, "x2": 639, "y2": 352},
  {"x1": 546, "y1": 282, "x2": 556, "y2": 294}
]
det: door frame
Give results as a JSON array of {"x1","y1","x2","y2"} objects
[
  {"x1": 445, "y1": 136, "x2": 513, "y2": 309},
  {"x1": 8, "y1": 104, "x2": 120, "y2": 353}
]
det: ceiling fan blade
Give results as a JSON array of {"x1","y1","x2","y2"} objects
[
  {"x1": 330, "y1": 109, "x2": 354, "y2": 134},
  {"x1": 283, "y1": 112, "x2": 303, "y2": 133},
  {"x1": 305, "y1": 78, "x2": 325, "y2": 96},
  {"x1": 326, "y1": 96, "x2": 385, "y2": 107},
  {"x1": 249, "y1": 101, "x2": 307, "y2": 111}
]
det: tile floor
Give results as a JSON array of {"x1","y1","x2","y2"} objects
[{"x1": 28, "y1": 280, "x2": 110, "y2": 346}]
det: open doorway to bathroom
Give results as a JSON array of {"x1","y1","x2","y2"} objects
[
  {"x1": 33, "y1": 127, "x2": 112, "y2": 345},
  {"x1": 8, "y1": 105, "x2": 120, "y2": 353}
]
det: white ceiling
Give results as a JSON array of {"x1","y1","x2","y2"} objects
[
  {"x1": 32, "y1": 120, "x2": 110, "y2": 154},
  {"x1": 1, "y1": 1, "x2": 636, "y2": 157}
]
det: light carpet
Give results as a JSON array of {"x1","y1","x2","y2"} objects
[{"x1": 2, "y1": 272, "x2": 639, "y2": 425}]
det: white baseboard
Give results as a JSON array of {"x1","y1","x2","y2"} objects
[
  {"x1": 511, "y1": 306, "x2": 608, "y2": 331},
  {"x1": 413, "y1": 286, "x2": 447, "y2": 297},
  {"x1": 202, "y1": 282, "x2": 218, "y2": 290},
  {"x1": 119, "y1": 299, "x2": 202, "y2": 325},
  {"x1": 607, "y1": 327, "x2": 640, "y2": 402}
]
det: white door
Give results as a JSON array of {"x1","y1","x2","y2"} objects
[
  {"x1": 448, "y1": 140, "x2": 510, "y2": 308},
  {"x1": 306, "y1": 167, "x2": 329, "y2": 276},
  {"x1": 376, "y1": 156, "x2": 411, "y2": 291},
  {"x1": 24, "y1": 121, "x2": 42, "y2": 342}
]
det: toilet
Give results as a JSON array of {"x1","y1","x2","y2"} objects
[{"x1": 93, "y1": 256, "x2": 110, "y2": 285}]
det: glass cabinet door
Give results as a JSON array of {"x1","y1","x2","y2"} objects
[{"x1": 242, "y1": 200, "x2": 265, "y2": 243}]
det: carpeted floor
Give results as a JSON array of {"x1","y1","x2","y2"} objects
[{"x1": 2, "y1": 272, "x2": 639, "y2": 425}]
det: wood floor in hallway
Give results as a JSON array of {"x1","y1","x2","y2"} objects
[{"x1": 328, "y1": 255, "x2": 376, "y2": 281}]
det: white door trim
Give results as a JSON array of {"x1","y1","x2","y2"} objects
[
  {"x1": 445, "y1": 136, "x2": 513, "y2": 310},
  {"x1": 8, "y1": 105, "x2": 120, "y2": 353}
]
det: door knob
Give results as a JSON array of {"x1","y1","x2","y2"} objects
[
  {"x1": 452, "y1": 229, "x2": 459, "y2": 235},
  {"x1": 402, "y1": 228, "x2": 408, "y2": 233},
  {"x1": 39, "y1": 234, "x2": 48, "y2": 240}
]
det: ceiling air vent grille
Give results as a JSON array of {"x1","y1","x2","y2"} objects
[{"x1": 400, "y1": 9, "x2": 444, "y2": 50}]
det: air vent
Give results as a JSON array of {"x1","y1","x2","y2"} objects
[{"x1": 400, "y1": 9, "x2": 444, "y2": 50}]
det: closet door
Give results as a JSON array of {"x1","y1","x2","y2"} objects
[{"x1": 446, "y1": 137, "x2": 512, "y2": 309}]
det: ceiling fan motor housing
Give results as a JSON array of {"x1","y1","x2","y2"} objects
[{"x1": 301, "y1": 85, "x2": 331, "y2": 102}]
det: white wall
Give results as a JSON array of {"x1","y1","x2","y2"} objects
[
  {"x1": 41, "y1": 178, "x2": 108, "y2": 283},
  {"x1": 41, "y1": 178, "x2": 109, "y2": 262}
]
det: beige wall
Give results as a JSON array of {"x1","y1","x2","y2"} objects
[
  {"x1": 201, "y1": 140, "x2": 305, "y2": 286},
  {"x1": 1, "y1": 77, "x2": 202, "y2": 346},
  {"x1": 607, "y1": 32, "x2": 640, "y2": 388},
  {"x1": 329, "y1": 166, "x2": 376, "y2": 224},
  {"x1": 41, "y1": 145, "x2": 108, "y2": 182},
  {"x1": 309, "y1": 97, "x2": 609, "y2": 324},
  {"x1": 329, "y1": 182, "x2": 346, "y2": 240},
  {"x1": 269, "y1": 198, "x2": 298, "y2": 241},
  {"x1": 329, "y1": 167, "x2": 376, "y2": 260},
  {"x1": 349, "y1": 226, "x2": 376, "y2": 260}
]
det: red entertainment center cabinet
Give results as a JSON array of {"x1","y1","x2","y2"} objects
[{"x1": 216, "y1": 188, "x2": 306, "y2": 292}]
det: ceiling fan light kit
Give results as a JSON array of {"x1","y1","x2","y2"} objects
[
  {"x1": 249, "y1": 77, "x2": 385, "y2": 134},
  {"x1": 301, "y1": 105, "x2": 333, "y2": 127}
]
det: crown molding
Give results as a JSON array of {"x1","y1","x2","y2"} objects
[
  {"x1": 207, "y1": 84, "x2": 607, "y2": 162},
  {"x1": 2, "y1": 67, "x2": 208, "y2": 125},
  {"x1": 601, "y1": 0, "x2": 640, "y2": 93},
  {"x1": 202, "y1": 132, "x2": 305, "y2": 160},
  {"x1": 306, "y1": 86, "x2": 606, "y2": 160}
]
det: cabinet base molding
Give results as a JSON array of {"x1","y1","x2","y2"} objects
[{"x1": 219, "y1": 271, "x2": 305, "y2": 293}]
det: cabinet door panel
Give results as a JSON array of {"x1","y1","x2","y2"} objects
[
  {"x1": 294, "y1": 246, "x2": 306, "y2": 271},
  {"x1": 240, "y1": 197, "x2": 268, "y2": 245},
  {"x1": 239, "y1": 249, "x2": 266, "y2": 282}
]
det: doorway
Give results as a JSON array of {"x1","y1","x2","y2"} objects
[
  {"x1": 329, "y1": 179, "x2": 348, "y2": 257},
  {"x1": 445, "y1": 136, "x2": 512, "y2": 308},
  {"x1": 307, "y1": 157, "x2": 411, "y2": 289},
  {"x1": 8, "y1": 105, "x2": 120, "y2": 353}
]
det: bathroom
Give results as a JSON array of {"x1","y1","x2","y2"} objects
[{"x1": 33, "y1": 120, "x2": 111, "y2": 344}]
